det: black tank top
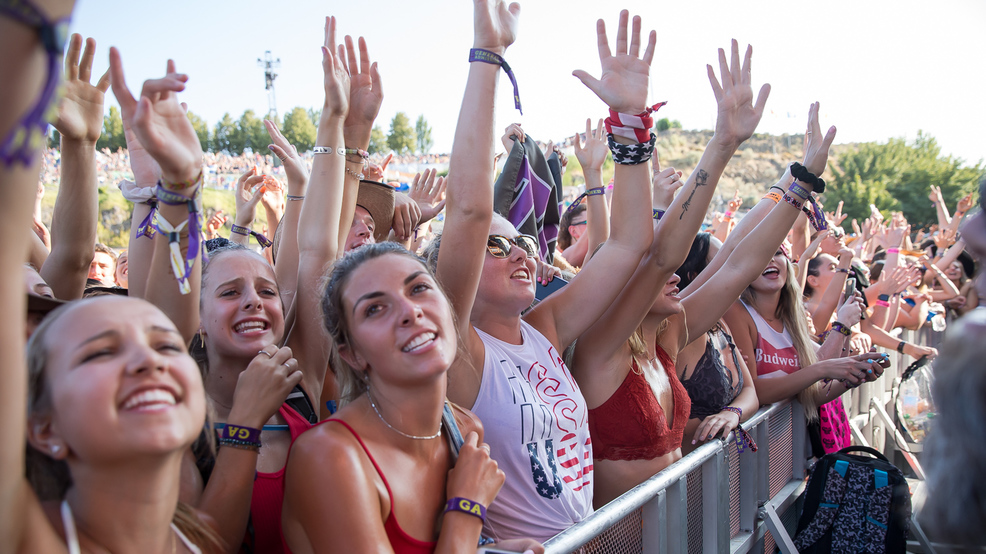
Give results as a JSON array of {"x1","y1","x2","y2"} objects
[{"x1": 680, "y1": 325, "x2": 744, "y2": 419}]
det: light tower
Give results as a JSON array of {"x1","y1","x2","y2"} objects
[{"x1": 257, "y1": 51, "x2": 281, "y2": 121}]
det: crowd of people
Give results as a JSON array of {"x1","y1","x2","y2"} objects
[{"x1": 2, "y1": 1, "x2": 984, "y2": 553}]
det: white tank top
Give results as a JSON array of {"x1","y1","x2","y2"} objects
[
  {"x1": 472, "y1": 321, "x2": 594, "y2": 542},
  {"x1": 740, "y1": 300, "x2": 801, "y2": 377},
  {"x1": 61, "y1": 500, "x2": 202, "y2": 554}
]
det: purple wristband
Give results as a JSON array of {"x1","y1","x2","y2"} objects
[
  {"x1": 445, "y1": 497, "x2": 487, "y2": 522},
  {"x1": 220, "y1": 424, "x2": 262, "y2": 445},
  {"x1": 469, "y1": 49, "x2": 522, "y2": 114},
  {"x1": 722, "y1": 406, "x2": 743, "y2": 418}
]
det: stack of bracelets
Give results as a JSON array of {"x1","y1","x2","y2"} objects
[
  {"x1": 762, "y1": 162, "x2": 828, "y2": 232},
  {"x1": 217, "y1": 424, "x2": 262, "y2": 452},
  {"x1": 150, "y1": 172, "x2": 206, "y2": 295},
  {"x1": 604, "y1": 102, "x2": 666, "y2": 166}
]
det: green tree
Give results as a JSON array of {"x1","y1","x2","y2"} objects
[
  {"x1": 415, "y1": 115, "x2": 433, "y2": 154},
  {"x1": 213, "y1": 113, "x2": 236, "y2": 153},
  {"x1": 369, "y1": 125, "x2": 387, "y2": 154},
  {"x1": 655, "y1": 118, "x2": 682, "y2": 132},
  {"x1": 96, "y1": 106, "x2": 126, "y2": 152},
  {"x1": 186, "y1": 111, "x2": 211, "y2": 152},
  {"x1": 387, "y1": 112, "x2": 416, "y2": 154},
  {"x1": 281, "y1": 107, "x2": 317, "y2": 152},
  {"x1": 826, "y1": 132, "x2": 984, "y2": 229},
  {"x1": 232, "y1": 109, "x2": 266, "y2": 154}
]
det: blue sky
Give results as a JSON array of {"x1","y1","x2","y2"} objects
[{"x1": 71, "y1": 0, "x2": 985, "y2": 165}]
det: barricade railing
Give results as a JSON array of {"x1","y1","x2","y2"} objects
[
  {"x1": 544, "y1": 400, "x2": 807, "y2": 554},
  {"x1": 545, "y1": 327, "x2": 939, "y2": 553}
]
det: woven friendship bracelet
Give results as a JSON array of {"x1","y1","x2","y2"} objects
[{"x1": 607, "y1": 132, "x2": 657, "y2": 165}]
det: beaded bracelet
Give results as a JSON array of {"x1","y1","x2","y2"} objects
[
  {"x1": 345, "y1": 147, "x2": 369, "y2": 159},
  {"x1": 445, "y1": 497, "x2": 486, "y2": 522},
  {"x1": 722, "y1": 406, "x2": 742, "y2": 418},
  {"x1": 345, "y1": 166, "x2": 365, "y2": 181}
]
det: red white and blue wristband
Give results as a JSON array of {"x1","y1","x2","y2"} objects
[
  {"x1": 469, "y1": 49, "x2": 522, "y2": 114},
  {"x1": 604, "y1": 102, "x2": 667, "y2": 143},
  {"x1": 444, "y1": 497, "x2": 487, "y2": 523}
]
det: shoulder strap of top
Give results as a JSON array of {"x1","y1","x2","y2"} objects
[
  {"x1": 60, "y1": 500, "x2": 81, "y2": 554},
  {"x1": 171, "y1": 524, "x2": 203, "y2": 554},
  {"x1": 322, "y1": 419, "x2": 394, "y2": 504},
  {"x1": 442, "y1": 401, "x2": 464, "y2": 460}
]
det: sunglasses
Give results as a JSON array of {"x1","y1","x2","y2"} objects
[{"x1": 487, "y1": 234, "x2": 539, "y2": 259}]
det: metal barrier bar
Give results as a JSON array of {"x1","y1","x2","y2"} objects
[{"x1": 543, "y1": 401, "x2": 806, "y2": 554}]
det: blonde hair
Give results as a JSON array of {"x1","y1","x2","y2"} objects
[{"x1": 741, "y1": 257, "x2": 822, "y2": 420}]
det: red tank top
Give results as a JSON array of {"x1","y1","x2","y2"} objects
[
  {"x1": 248, "y1": 404, "x2": 311, "y2": 554},
  {"x1": 588, "y1": 345, "x2": 691, "y2": 461}
]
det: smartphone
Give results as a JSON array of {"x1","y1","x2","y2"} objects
[
  {"x1": 477, "y1": 548, "x2": 524, "y2": 554},
  {"x1": 534, "y1": 276, "x2": 569, "y2": 303},
  {"x1": 844, "y1": 276, "x2": 856, "y2": 304}
]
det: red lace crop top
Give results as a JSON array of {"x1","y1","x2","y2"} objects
[{"x1": 588, "y1": 344, "x2": 691, "y2": 461}]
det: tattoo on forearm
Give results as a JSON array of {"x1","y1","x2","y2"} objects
[{"x1": 679, "y1": 169, "x2": 710, "y2": 220}]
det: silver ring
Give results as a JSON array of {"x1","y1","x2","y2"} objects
[{"x1": 259, "y1": 349, "x2": 274, "y2": 359}]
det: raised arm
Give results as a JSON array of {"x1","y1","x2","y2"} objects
[
  {"x1": 229, "y1": 168, "x2": 265, "y2": 247},
  {"x1": 110, "y1": 51, "x2": 204, "y2": 343},
  {"x1": 568, "y1": 37, "x2": 769, "y2": 361},
  {"x1": 572, "y1": 118, "x2": 611, "y2": 263},
  {"x1": 1, "y1": 2, "x2": 80, "y2": 550},
  {"x1": 338, "y1": 29, "x2": 384, "y2": 254},
  {"x1": 41, "y1": 34, "x2": 109, "y2": 300},
  {"x1": 435, "y1": 0, "x2": 519, "y2": 343},
  {"x1": 289, "y1": 27, "x2": 350, "y2": 399},
  {"x1": 265, "y1": 119, "x2": 309, "y2": 306},
  {"x1": 532, "y1": 11, "x2": 661, "y2": 349}
]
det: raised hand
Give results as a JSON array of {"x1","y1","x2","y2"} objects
[
  {"x1": 933, "y1": 227, "x2": 957, "y2": 251},
  {"x1": 573, "y1": 10, "x2": 656, "y2": 114},
  {"x1": 55, "y1": 34, "x2": 110, "y2": 143},
  {"x1": 408, "y1": 168, "x2": 447, "y2": 224},
  {"x1": 572, "y1": 118, "x2": 608, "y2": 172},
  {"x1": 826, "y1": 200, "x2": 847, "y2": 226},
  {"x1": 651, "y1": 151, "x2": 683, "y2": 209},
  {"x1": 204, "y1": 210, "x2": 227, "y2": 240},
  {"x1": 261, "y1": 178, "x2": 285, "y2": 220},
  {"x1": 956, "y1": 192, "x2": 975, "y2": 214},
  {"x1": 706, "y1": 39, "x2": 771, "y2": 149},
  {"x1": 473, "y1": 0, "x2": 521, "y2": 55},
  {"x1": 233, "y1": 168, "x2": 266, "y2": 227},
  {"x1": 929, "y1": 184, "x2": 944, "y2": 206},
  {"x1": 801, "y1": 102, "x2": 837, "y2": 176},
  {"x1": 265, "y1": 119, "x2": 309, "y2": 191},
  {"x1": 343, "y1": 31, "x2": 383, "y2": 144},
  {"x1": 501, "y1": 123, "x2": 525, "y2": 153},
  {"x1": 726, "y1": 191, "x2": 743, "y2": 213},
  {"x1": 109, "y1": 49, "x2": 202, "y2": 184},
  {"x1": 320, "y1": 18, "x2": 351, "y2": 119},
  {"x1": 391, "y1": 192, "x2": 422, "y2": 242},
  {"x1": 365, "y1": 153, "x2": 392, "y2": 182}
]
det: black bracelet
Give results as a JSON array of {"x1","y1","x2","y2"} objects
[
  {"x1": 878, "y1": 294, "x2": 890, "y2": 302},
  {"x1": 897, "y1": 341, "x2": 906, "y2": 354},
  {"x1": 790, "y1": 162, "x2": 826, "y2": 193}
]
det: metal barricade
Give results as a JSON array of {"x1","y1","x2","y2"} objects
[{"x1": 543, "y1": 400, "x2": 807, "y2": 554}]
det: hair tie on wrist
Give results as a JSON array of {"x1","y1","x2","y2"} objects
[
  {"x1": 789, "y1": 162, "x2": 825, "y2": 193},
  {"x1": 469, "y1": 49, "x2": 522, "y2": 114},
  {"x1": 445, "y1": 497, "x2": 487, "y2": 522}
]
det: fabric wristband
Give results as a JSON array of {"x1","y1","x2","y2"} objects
[
  {"x1": 762, "y1": 190, "x2": 782, "y2": 204},
  {"x1": 586, "y1": 187, "x2": 605, "y2": 197},
  {"x1": 219, "y1": 424, "x2": 262, "y2": 445},
  {"x1": 782, "y1": 192, "x2": 804, "y2": 211},
  {"x1": 653, "y1": 209, "x2": 665, "y2": 220},
  {"x1": 445, "y1": 497, "x2": 486, "y2": 522},
  {"x1": 876, "y1": 300, "x2": 891, "y2": 307},
  {"x1": 469, "y1": 49, "x2": 522, "y2": 114},
  {"x1": 608, "y1": 132, "x2": 657, "y2": 165},
  {"x1": 887, "y1": 248, "x2": 900, "y2": 254},
  {"x1": 231, "y1": 224, "x2": 273, "y2": 248},
  {"x1": 831, "y1": 322, "x2": 852, "y2": 337},
  {"x1": 787, "y1": 181, "x2": 812, "y2": 201},
  {"x1": 878, "y1": 294, "x2": 891, "y2": 302},
  {"x1": 604, "y1": 102, "x2": 667, "y2": 143},
  {"x1": 152, "y1": 183, "x2": 205, "y2": 295}
]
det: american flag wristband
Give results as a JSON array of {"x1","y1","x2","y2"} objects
[
  {"x1": 608, "y1": 132, "x2": 657, "y2": 165},
  {"x1": 604, "y1": 102, "x2": 667, "y2": 143}
]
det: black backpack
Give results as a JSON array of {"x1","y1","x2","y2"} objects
[{"x1": 794, "y1": 446, "x2": 912, "y2": 553}]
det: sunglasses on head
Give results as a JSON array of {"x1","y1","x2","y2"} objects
[{"x1": 487, "y1": 234, "x2": 539, "y2": 259}]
